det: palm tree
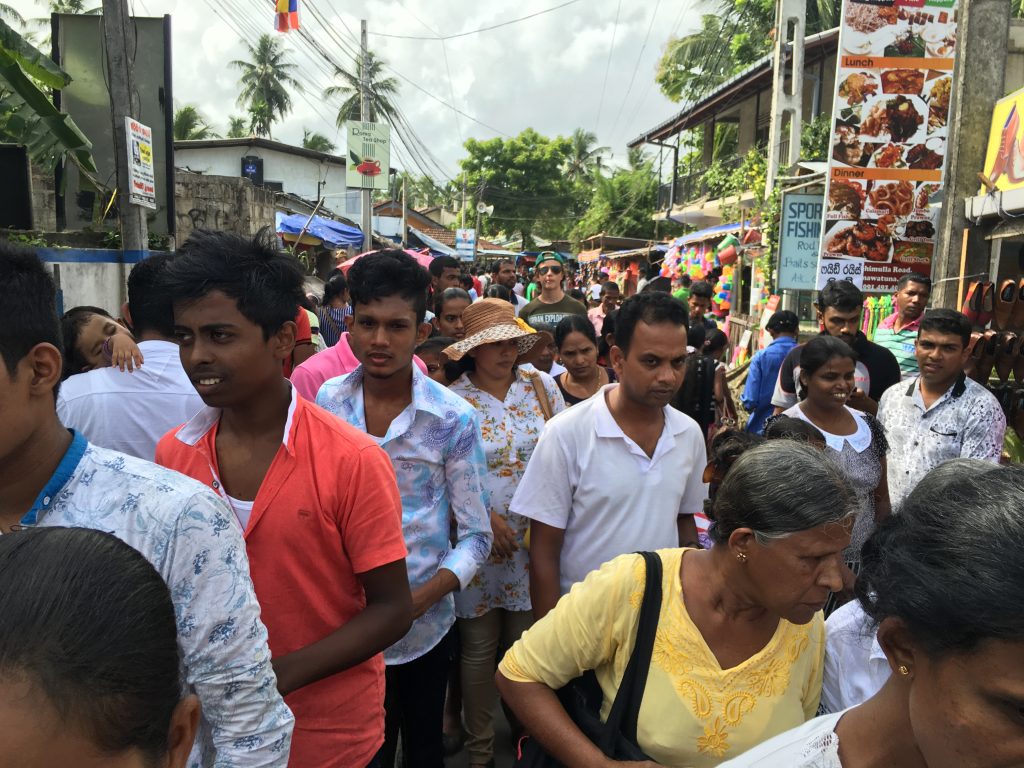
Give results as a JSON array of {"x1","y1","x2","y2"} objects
[
  {"x1": 566, "y1": 128, "x2": 610, "y2": 182},
  {"x1": 323, "y1": 50, "x2": 400, "y2": 128},
  {"x1": 247, "y1": 100, "x2": 273, "y2": 139},
  {"x1": 302, "y1": 128, "x2": 336, "y2": 153},
  {"x1": 0, "y1": 5, "x2": 24, "y2": 26},
  {"x1": 231, "y1": 34, "x2": 301, "y2": 139},
  {"x1": 225, "y1": 116, "x2": 249, "y2": 138},
  {"x1": 173, "y1": 105, "x2": 218, "y2": 141}
]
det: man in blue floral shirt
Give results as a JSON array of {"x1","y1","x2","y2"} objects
[
  {"x1": 317, "y1": 250, "x2": 492, "y2": 768},
  {"x1": 0, "y1": 242, "x2": 293, "y2": 768}
]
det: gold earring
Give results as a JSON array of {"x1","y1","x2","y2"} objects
[
  {"x1": 736, "y1": 553, "x2": 748, "y2": 563},
  {"x1": 898, "y1": 665, "x2": 910, "y2": 676}
]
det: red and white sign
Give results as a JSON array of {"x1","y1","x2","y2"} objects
[{"x1": 126, "y1": 118, "x2": 157, "y2": 210}]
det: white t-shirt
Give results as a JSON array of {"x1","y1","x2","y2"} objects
[
  {"x1": 57, "y1": 340, "x2": 206, "y2": 461},
  {"x1": 589, "y1": 283, "x2": 602, "y2": 301},
  {"x1": 226, "y1": 494, "x2": 256, "y2": 530},
  {"x1": 510, "y1": 385, "x2": 708, "y2": 594},
  {"x1": 718, "y1": 709, "x2": 848, "y2": 767},
  {"x1": 822, "y1": 601, "x2": 890, "y2": 713}
]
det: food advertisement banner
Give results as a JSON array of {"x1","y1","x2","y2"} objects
[{"x1": 818, "y1": 0, "x2": 958, "y2": 293}]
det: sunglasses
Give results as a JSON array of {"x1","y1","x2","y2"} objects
[{"x1": 538, "y1": 265, "x2": 563, "y2": 275}]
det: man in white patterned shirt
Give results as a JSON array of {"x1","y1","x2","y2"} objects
[
  {"x1": 0, "y1": 242, "x2": 293, "y2": 767},
  {"x1": 878, "y1": 309, "x2": 1006, "y2": 508}
]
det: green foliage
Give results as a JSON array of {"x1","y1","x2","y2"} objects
[
  {"x1": 0, "y1": 19, "x2": 96, "y2": 174},
  {"x1": 323, "y1": 50, "x2": 400, "y2": 128},
  {"x1": 571, "y1": 161, "x2": 657, "y2": 241},
  {"x1": 302, "y1": 128, "x2": 336, "y2": 154},
  {"x1": 390, "y1": 170, "x2": 456, "y2": 210},
  {"x1": 566, "y1": 128, "x2": 609, "y2": 183},
  {"x1": 459, "y1": 128, "x2": 574, "y2": 249},
  {"x1": 800, "y1": 113, "x2": 831, "y2": 162},
  {"x1": 226, "y1": 116, "x2": 248, "y2": 138},
  {"x1": 656, "y1": 0, "x2": 840, "y2": 104},
  {"x1": 231, "y1": 34, "x2": 301, "y2": 139},
  {"x1": 173, "y1": 105, "x2": 218, "y2": 141}
]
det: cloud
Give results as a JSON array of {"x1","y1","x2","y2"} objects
[{"x1": 21, "y1": 0, "x2": 708, "y2": 177}]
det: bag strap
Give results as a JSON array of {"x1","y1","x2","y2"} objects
[
  {"x1": 600, "y1": 551, "x2": 663, "y2": 750},
  {"x1": 528, "y1": 371, "x2": 555, "y2": 422}
]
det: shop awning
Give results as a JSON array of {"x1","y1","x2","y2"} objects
[
  {"x1": 408, "y1": 226, "x2": 457, "y2": 256},
  {"x1": 677, "y1": 220, "x2": 754, "y2": 245},
  {"x1": 276, "y1": 213, "x2": 363, "y2": 249},
  {"x1": 578, "y1": 248, "x2": 602, "y2": 263}
]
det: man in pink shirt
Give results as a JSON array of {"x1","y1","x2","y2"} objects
[
  {"x1": 155, "y1": 230, "x2": 413, "y2": 768},
  {"x1": 588, "y1": 280, "x2": 621, "y2": 336},
  {"x1": 291, "y1": 331, "x2": 428, "y2": 401}
]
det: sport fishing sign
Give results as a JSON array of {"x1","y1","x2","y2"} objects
[
  {"x1": 346, "y1": 120, "x2": 391, "y2": 191},
  {"x1": 817, "y1": 0, "x2": 959, "y2": 293}
]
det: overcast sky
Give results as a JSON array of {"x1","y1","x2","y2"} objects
[{"x1": 17, "y1": 0, "x2": 707, "y2": 180}]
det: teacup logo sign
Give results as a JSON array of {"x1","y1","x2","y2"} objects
[
  {"x1": 345, "y1": 120, "x2": 391, "y2": 191},
  {"x1": 349, "y1": 150, "x2": 382, "y2": 178}
]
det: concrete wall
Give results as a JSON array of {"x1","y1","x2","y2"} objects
[
  {"x1": 50, "y1": 261, "x2": 125, "y2": 315},
  {"x1": 30, "y1": 164, "x2": 57, "y2": 232},
  {"x1": 175, "y1": 171, "x2": 278, "y2": 247},
  {"x1": 175, "y1": 145, "x2": 347, "y2": 203},
  {"x1": 1005, "y1": 20, "x2": 1024, "y2": 94}
]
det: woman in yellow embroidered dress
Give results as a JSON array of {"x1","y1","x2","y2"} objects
[{"x1": 496, "y1": 441, "x2": 857, "y2": 767}]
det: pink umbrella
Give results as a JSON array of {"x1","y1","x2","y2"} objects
[{"x1": 338, "y1": 248, "x2": 435, "y2": 275}]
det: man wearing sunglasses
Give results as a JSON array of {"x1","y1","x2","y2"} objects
[{"x1": 519, "y1": 252, "x2": 587, "y2": 329}]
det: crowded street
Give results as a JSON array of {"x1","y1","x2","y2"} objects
[{"x1": 2, "y1": 0, "x2": 1024, "y2": 767}]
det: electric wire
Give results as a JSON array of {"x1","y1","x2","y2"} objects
[
  {"x1": 593, "y1": 0, "x2": 622, "y2": 133},
  {"x1": 369, "y1": 0, "x2": 583, "y2": 41}
]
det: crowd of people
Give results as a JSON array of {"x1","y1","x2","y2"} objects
[{"x1": 0, "y1": 230, "x2": 1019, "y2": 768}]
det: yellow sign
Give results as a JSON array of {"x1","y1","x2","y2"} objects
[{"x1": 981, "y1": 87, "x2": 1024, "y2": 192}]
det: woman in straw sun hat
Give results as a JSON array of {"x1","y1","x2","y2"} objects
[{"x1": 445, "y1": 298, "x2": 566, "y2": 768}]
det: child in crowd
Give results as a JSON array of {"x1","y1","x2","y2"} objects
[
  {"x1": 763, "y1": 414, "x2": 827, "y2": 449},
  {"x1": 415, "y1": 336, "x2": 455, "y2": 385},
  {"x1": 60, "y1": 306, "x2": 144, "y2": 378}
]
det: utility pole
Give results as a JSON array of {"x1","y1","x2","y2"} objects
[
  {"x1": 360, "y1": 19, "x2": 372, "y2": 252},
  {"x1": 102, "y1": 0, "x2": 148, "y2": 297},
  {"x1": 933, "y1": 0, "x2": 1011, "y2": 308},
  {"x1": 764, "y1": 0, "x2": 805, "y2": 197},
  {"x1": 401, "y1": 175, "x2": 408, "y2": 247}
]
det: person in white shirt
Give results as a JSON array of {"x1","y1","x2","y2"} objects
[
  {"x1": 0, "y1": 241, "x2": 293, "y2": 768},
  {"x1": 57, "y1": 254, "x2": 204, "y2": 460},
  {"x1": 720, "y1": 459, "x2": 1024, "y2": 768},
  {"x1": 511, "y1": 292, "x2": 707, "y2": 618},
  {"x1": 820, "y1": 599, "x2": 889, "y2": 713}
]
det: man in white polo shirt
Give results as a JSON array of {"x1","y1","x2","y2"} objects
[
  {"x1": 511, "y1": 292, "x2": 708, "y2": 618},
  {"x1": 57, "y1": 254, "x2": 204, "y2": 460}
]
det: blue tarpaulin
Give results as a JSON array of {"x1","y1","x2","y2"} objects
[
  {"x1": 676, "y1": 220, "x2": 753, "y2": 246},
  {"x1": 276, "y1": 213, "x2": 363, "y2": 249}
]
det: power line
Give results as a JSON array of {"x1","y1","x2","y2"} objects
[
  {"x1": 594, "y1": 0, "x2": 622, "y2": 133},
  {"x1": 370, "y1": 0, "x2": 583, "y2": 40},
  {"x1": 608, "y1": 0, "x2": 662, "y2": 140}
]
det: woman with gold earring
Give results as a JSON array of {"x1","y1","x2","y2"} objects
[{"x1": 722, "y1": 459, "x2": 1024, "y2": 767}]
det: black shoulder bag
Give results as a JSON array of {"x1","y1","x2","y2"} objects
[{"x1": 513, "y1": 551, "x2": 664, "y2": 767}]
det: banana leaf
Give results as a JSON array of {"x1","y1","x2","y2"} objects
[
  {"x1": 0, "y1": 19, "x2": 69, "y2": 90},
  {"x1": 0, "y1": 51, "x2": 96, "y2": 173}
]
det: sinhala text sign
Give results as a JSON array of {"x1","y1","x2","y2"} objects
[
  {"x1": 126, "y1": 118, "x2": 156, "y2": 210},
  {"x1": 346, "y1": 121, "x2": 390, "y2": 191},
  {"x1": 818, "y1": 0, "x2": 959, "y2": 293}
]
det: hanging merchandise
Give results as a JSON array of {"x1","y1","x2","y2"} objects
[{"x1": 716, "y1": 234, "x2": 741, "y2": 266}]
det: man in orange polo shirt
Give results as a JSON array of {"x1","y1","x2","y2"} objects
[{"x1": 155, "y1": 229, "x2": 413, "y2": 768}]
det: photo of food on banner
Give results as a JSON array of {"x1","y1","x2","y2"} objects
[{"x1": 820, "y1": 0, "x2": 957, "y2": 289}]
